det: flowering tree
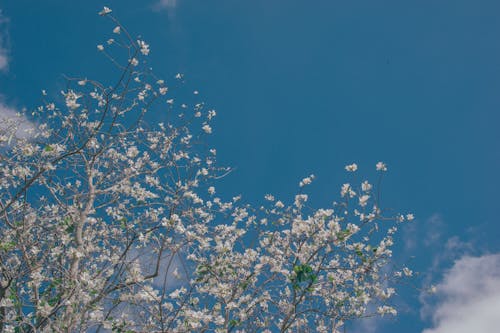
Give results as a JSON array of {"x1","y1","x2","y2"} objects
[{"x1": 0, "y1": 7, "x2": 414, "y2": 333}]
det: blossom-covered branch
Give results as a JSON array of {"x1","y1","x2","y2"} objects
[{"x1": 0, "y1": 7, "x2": 414, "y2": 333}]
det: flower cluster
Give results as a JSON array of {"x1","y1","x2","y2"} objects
[{"x1": 0, "y1": 8, "x2": 413, "y2": 333}]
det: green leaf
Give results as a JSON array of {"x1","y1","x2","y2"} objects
[
  {"x1": 229, "y1": 319, "x2": 240, "y2": 327},
  {"x1": 48, "y1": 295, "x2": 60, "y2": 306},
  {"x1": 0, "y1": 241, "x2": 16, "y2": 251},
  {"x1": 291, "y1": 264, "x2": 317, "y2": 290},
  {"x1": 336, "y1": 230, "x2": 351, "y2": 241}
]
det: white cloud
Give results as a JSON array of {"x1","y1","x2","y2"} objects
[
  {"x1": 422, "y1": 253, "x2": 500, "y2": 333},
  {"x1": 127, "y1": 245, "x2": 186, "y2": 290},
  {"x1": 0, "y1": 102, "x2": 36, "y2": 140}
]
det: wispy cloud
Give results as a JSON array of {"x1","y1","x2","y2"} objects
[
  {"x1": 0, "y1": 51, "x2": 7, "y2": 70},
  {"x1": 423, "y1": 214, "x2": 445, "y2": 247},
  {"x1": 0, "y1": 102, "x2": 35, "y2": 140},
  {"x1": 0, "y1": 12, "x2": 33, "y2": 143},
  {"x1": 155, "y1": 0, "x2": 178, "y2": 10},
  {"x1": 402, "y1": 213, "x2": 445, "y2": 252},
  {"x1": 128, "y1": 245, "x2": 186, "y2": 290},
  {"x1": 421, "y1": 253, "x2": 500, "y2": 333},
  {"x1": 349, "y1": 315, "x2": 380, "y2": 333},
  {"x1": 0, "y1": 10, "x2": 10, "y2": 71}
]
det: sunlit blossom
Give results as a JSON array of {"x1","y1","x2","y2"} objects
[
  {"x1": 345, "y1": 163, "x2": 358, "y2": 172},
  {"x1": 137, "y1": 40, "x2": 150, "y2": 56},
  {"x1": 358, "y1": 194, "x2": 370, "y2": 207},
  {"x1": 299, "y1": 174, "x2": 315, "y2": 187},
  {"x1": 202, "y1": 124, "x2": 212, "y2": 134},
  {"x1": 376, "y1": 161, "x2": 387, "y2": 171},
  {"x1": 98, "y1": 6, "x2": 112, "y2": 16}
]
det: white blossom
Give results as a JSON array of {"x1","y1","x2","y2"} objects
[
  {"x1": 376, "y1": 161, "x2": 388, "y2": 171},
  {"x1": 345, "y1": 163, "x2": 358, "y2": 172},
  {"x1": 137, "y1": 40, "x2": 150, "y2": 56},
  {"x1": 62, "y1": 90, "x2": 82, "y2": 110},
  {"x1": 361, "y1": 181, "x2": 372, "y2": 192},
  {"x1": 202, "y1": 124, "x2": 212, "y2": 134},
  {"x1": 358, "y1": 194, "x2": 370, "y2": 207},
  {"x1": 299, "y1": 174, "x2": 315, "y2": 187},
  {"x1": 98, "y1": 6, "x2": 112, "y2": 16},
  {"x1": 130, "y1": 58, "x2": 139, "y2": 66}
]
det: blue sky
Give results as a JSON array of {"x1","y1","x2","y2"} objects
[{"x1": 1, "y1": 1, "x2": 499, "y2": 332}]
